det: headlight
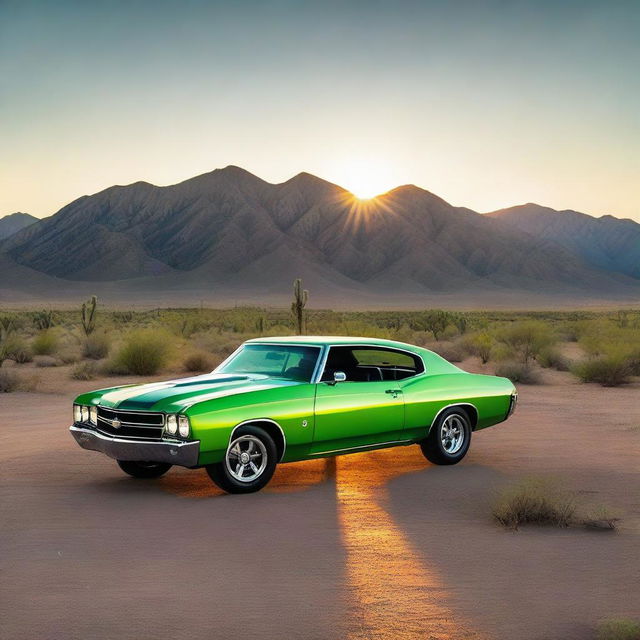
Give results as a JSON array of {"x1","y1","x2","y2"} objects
[
  {"x1": 178, "y1": 415, "x2": 190, "y2": 438},
  {"x1": 166, "y1": 414, "x2": 178, "y2": 435},
  {"x1": 73, "y1": 404, "x2": 82, "y2": 423},
  {"x1": 89, "y1": 406, "x2": 98, "y2": 425},
  {"x1": 81, "y1": 406, "x2": 89, "y2": 423}
]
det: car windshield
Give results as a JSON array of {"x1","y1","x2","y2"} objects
[{"x1": 218, "y1": 344, "x2": 321, "y2": 382}]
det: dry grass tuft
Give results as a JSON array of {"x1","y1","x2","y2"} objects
[
  {"x1": 494, "y1": 477, "x2": 621, "y2": 531},
  {"x1": 495, "y1": 360, "x2": 541, "y2": 384},
  {"x1": 572, "y1": 355, "x2": 632, "y2": 386},
  {"x1": 82, "y1": 332, "x2": 111, "y2": 360},
  {"x1": 597, "y1": 618, "x2": 640, "y2": 640},
  {"x1": 0, "y1": 369, "x2": 20, "y2": 392},
  {"x1": 492, "y1": 477, "x2": 576, "y2": 529},
  {"x1": 183, "y1": 351, "x2": 215, "y2": 372},
  {"x1": 70, "y1": 361, "x2": 99, "y2": 380}
]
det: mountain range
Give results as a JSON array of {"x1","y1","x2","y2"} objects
[
  {"x1": 0, "y1": 212, "x2": 37, "y2": 240},
  {"x1": 1, "y1": 166, "x2": 638, "y2": 308}
]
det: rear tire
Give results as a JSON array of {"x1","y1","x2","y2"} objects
[
  {"x1": 420, "y1": 407, "x2": 471, "y2": 465},
  {"x1": 206, "y1": 425, "x2": 277, "y2": 494},
  {"x1": 117, "y1": 460, "x2": 172, "y2": 478}
]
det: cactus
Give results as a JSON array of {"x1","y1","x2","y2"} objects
[
  {"x1": 81, "y1": 295, "x2": 98, "y2": 336},
  {"x1": 33, "y1": 309, "x2": 54, "y2": 330},
  {"x1": 291, "y1": 278, "x2": 308, "y2": 335}
]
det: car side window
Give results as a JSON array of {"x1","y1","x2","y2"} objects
[{"x1": 321, "y1": 346, "x2": 424, "y2": 382}]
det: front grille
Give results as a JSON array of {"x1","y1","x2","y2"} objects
[{"x1": 96, "y1": 407, "x2": 165, "y2": 440}]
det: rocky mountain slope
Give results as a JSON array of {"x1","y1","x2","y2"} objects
[
  {"x1": 487, "y1": 203, "x2": 640, "y2": 279},
  {"x1": 0, "y1": 212, "x2": 37, "y2": 240},
  {"x1": 1, "y1": 167, "x2": 638, "y2": 305}
]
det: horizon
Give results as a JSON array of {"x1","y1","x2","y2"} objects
[
  {"x1": 1, "y1": 1, "x2": 639, "y2": 222},
  {"x1": 2, "y1": 163, "x2": 635, "y2": 223}
]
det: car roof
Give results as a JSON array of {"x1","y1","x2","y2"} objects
[{"x1": 245, "y1": 335, "x2": 422, "y2": 353}]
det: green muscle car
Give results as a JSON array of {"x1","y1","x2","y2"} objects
[{"x1": 70, "y1": 336, "x2": 517, "y2": 493}]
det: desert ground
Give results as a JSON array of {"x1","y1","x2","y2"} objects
[{"x1": 1, "y1": 358, "x2": 638, "y2": 640}]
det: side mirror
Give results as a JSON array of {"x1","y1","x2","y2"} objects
[{"x1": 333, "y1": 371, "x2": 347, "y2": 384}]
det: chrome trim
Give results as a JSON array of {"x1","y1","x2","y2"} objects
[
  {"x1": 428, "y1": 402, "x2": 479, "y2": 435},
  {"x1": 97, "y1": 416, "x2": 162, "y2": 428},
  {"x1": 97, "y1": 405, "x2": 167, "y2": 419},
  {"x1": 69, "y1": 425, "x2": 200, "y2": 467},
  {"x1": 228, "y1": 418, "x2": 287, "y2": 462},
  {"x1": 309, "y1": 439, "x2": 413, "y2": 456}
]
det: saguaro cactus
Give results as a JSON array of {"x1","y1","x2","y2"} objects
[
  {"x1": 291, "y1": 278, "x2": 308, "y2": 335},
  {"x1": 81, "y1": 295, "x2": 98, "y2": 336}
]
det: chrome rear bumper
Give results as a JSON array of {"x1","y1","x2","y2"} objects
[{"x1": 69, "y1": 425, "x2": 200, "y2": 467}]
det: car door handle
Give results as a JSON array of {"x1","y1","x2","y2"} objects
[{"x1": 385, "y1": 389, "x2": 401, "y2": 395}]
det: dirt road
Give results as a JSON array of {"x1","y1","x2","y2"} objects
[{"x1": 1, "y1": 372, "x2": 638, "y2": 639}]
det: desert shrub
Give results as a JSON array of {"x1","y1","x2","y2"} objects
[
  {"x1": 597, "y1": 618, "x2": 640, "y2": 640},
  {"x1": 3, "y1": 334, "x2": 32, "y2": 363},
  {"x1": 429, "y1": 341, "x2": 464, "y2": 363},
  {"x1": 183, "y1": 351, "x2": 214, "y2": 372},
  {"x1": 70, "y1": 361, "x2": 99, "y2": 380},
  {"x1": 32, "y1": 330, "x2": 59, "y2": 356},
  {"x1": 496, "y1": 320, "x2": 555, "y2": 364},
  {"x1": 112, "y1": 329, "x2": 173, "y2": 375},
  {"x1": 0, "y1": 369, "x2": 20, "y2": 392},
  {"x1": 82, "y1": 332, "x2": 111, "y2": 360},
  {"x1": 58, "y1": 348, "x2": 80, "y2": 364},
  {"x1": 492, "y1": 477, "x2": 576, "y2": 529},
  {"x1": 537, "y1": 346, "x2": 570, "y2": 371},
  {"x1": 463, "y1": 332, "x2": 493, "y2": 363},
  {"x1": 495, "y1": 360, "x2": 540, "y2": 384},
  {"x1": 34, "y1": 355, "x2": 60, "y2": 367},
  {"x1": 572, "y1": 355, "x2": 632, "y2": 386}
]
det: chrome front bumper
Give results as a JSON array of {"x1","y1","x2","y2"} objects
[{"x1": 69, "y1": 425, "x2": 200, "y2": 467}]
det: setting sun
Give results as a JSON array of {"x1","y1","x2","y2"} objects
[{"x1": 335, "y1": 157, "x2": 397, "y2": 200}]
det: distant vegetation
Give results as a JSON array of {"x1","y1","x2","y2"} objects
[{"x1": 0, "y1": 304, "x2": 639, "y2": 390}]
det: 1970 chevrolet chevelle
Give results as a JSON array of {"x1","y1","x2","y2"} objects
[{"x1": 70, "y1": 336, "x2": 517, "y2": 493}]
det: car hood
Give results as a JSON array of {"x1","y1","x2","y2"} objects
[{"x1": 95, "y1": 373, "x2": 301, "y2": 412}]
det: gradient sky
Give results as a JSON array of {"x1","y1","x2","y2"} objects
[{"x1": 1, "y1": 0, "x2": 639, "y2": 220}]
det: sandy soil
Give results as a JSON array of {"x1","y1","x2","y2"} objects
[{"x1": 1, "y1": 362, "x2": 638, "y2": 640}]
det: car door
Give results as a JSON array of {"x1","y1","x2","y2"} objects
[{"x1": 310, "y1": 346, "x2": 406, "y2": 454}]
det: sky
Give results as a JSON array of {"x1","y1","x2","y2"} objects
[{"x1": 1, "y1": 0, "x2": 639, "y2": 220}]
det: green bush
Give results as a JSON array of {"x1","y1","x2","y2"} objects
[
  {"x1": 496, "y1": 320, "x2": 555, "y2": 365},
  {"x1": 597, "y1": 618, "x2": 640, "y2": 640},
  {"x1": 429, "y1": 341, "x2": 464, "y2": 363},
  {"x1": 537, "y1": 346, "x2": 570, "y2": 371},
  {"x1": 0, "y1": 369, "x2": 20, "y2": 392},
  {"x1": 495, "y1": 360, "x2": 540, "y2": 384},
  {"x1": 32, "y1": 330, "x2": 59, "y2": 356},
  {"x1": 572, "y1": 355, "x2": 632, "y2": 386},
  {"x1": 112, "y1": 330, "x2": 173, "y2": 375},
  {"x1": 3, "y1": 335, "x2": 32, "y2": 363},
  {"x1": 183, "y1": 351, "x2": 214, "y2": 372},
  {"x1": 82, "y1": 332, "x2": 111, "y2": 360},
  {"x1": 463, "y1": 332, "x2": 493, "y2": 363},
  {"x1": 492, "y1": 477, "x2": 576, "y2": 529},
  {"x1": 70, "y1": 361, "x2": 99, "y2": 380}
]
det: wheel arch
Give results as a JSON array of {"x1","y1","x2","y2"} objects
[
  {"x1": 229, "y1": 419, "x2": 286, "y2": 462},
  {"x1": 428, "y1": 402, "x2": 479, "y2": 435}
]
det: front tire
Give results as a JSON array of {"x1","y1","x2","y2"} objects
[
  {"x1": 206, "y1": 425, "x2": 277, "y2": 494},
  {"x1": 420, "y1": 407, "x2": 471, "y2": 465},
  {"x1": 117, "y1": 460, "x2": 172, "y2": 478}
]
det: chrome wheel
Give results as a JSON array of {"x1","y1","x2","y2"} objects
[
  {"x1": 440, "y1": 414, "x2": 465, "y2": 454},
  {"x1": 225, "y1": 435, "x2": 268, "y2": 483}
]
